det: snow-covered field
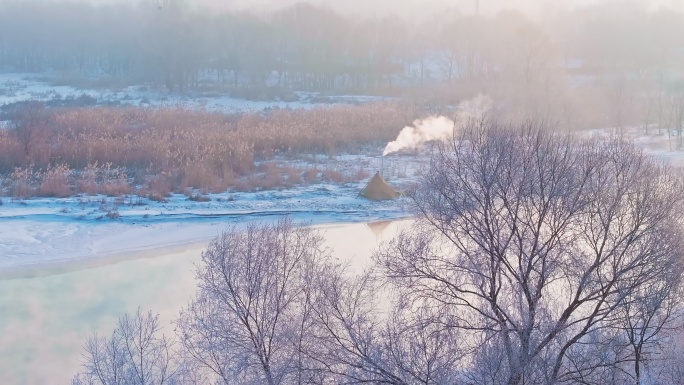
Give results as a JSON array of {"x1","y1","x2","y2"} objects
[
  {"x1": 3, "y1": 128, "x2": 684, "y2": 271},
  {"x1": 587, "y1": 127, "x2": 684, "y2": 168},
  {"x1": 0, "y1": 72, "x2": 389, "y2": 114}
]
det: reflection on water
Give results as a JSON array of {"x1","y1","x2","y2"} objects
[
  {"x1": 0, "y1": 247, "x2": 200, "y2": 385},
  {"x1": 0, "y1": 220, "x2": 408, "y2": 385},
  {"x1": 366, "y1": 220, "x2": 394, "y2": 240}
]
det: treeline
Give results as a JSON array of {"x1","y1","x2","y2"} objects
[
  {"x1": 1, "y1": 0, "x2": 683, "y2": 95},
  {"x1": 0, "y1": 0, "x2": 416, "y2": 91}
]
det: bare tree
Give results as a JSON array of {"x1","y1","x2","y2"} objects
[
  {"x1": 651, "y1": 327, "x2": 684, "y2": 385},
  {"x1": 667, "y1": 83, "x2": 684, "y2": 148},
  {"x1": 10, "y1": 101, "x2": 50, "y2": 163},
  {"x1": 306, "y1": 266, "x2": 400, "y2": 384},
  {"x1": 616, "y1": 267, "x2": 684, "y2": 385},
  {"x1": 305, "y1": 261, "x2": 466, "y2": 385},
  {"x1": 176, "y1": 218, "x2": 326, "y2": 385},
  {"x1": 72, "y1": 308, "x2": 180, "y2": 385},
  {"x1": 497, "y1": 13, "x2": 554, "y2": 88},
  {"x1": 177, "y1": 220, "x2": 464, "y2": 385},
  {"x1": 382, "y1": 299, "x2": 465, "y2": 384},
  {"x1": 376, "y1": 121, "x2": 684, "y2": 385}
]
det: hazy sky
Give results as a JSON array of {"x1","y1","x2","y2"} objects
[
  {"x1": 81, "y1": 0, "x2": 684, "y2": 16},
  {"x1": 186, "y1": 0, "x2": 684, "y2": 15}
]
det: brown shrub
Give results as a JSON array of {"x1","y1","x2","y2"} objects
[
  {"x1": 188, "y1": 193, "x2": 211, "y2": 202},
  {"x1": 10, "y1": 166, "x2": 36, "y2": 198},
  {"x1": 352, "y1": 166, "x2": 370, "y2": 182},
  {"x1": 38, "y1": 164, "x2": 72, "y2": 197},
  {"x1": 302, "y1": 168, "x2": 319, "y2": 184},
  {"x1": 180, "y1": 163, "x2": 233, "y2": 193},
  {"x1": 101, "y1": 164, "x2": 132, "y2": 196},
  {"x1": 77, "y1": 162, "x2": 100, "y2": 195},
  {"x1": 146, "y1": 173, "x2": 175, "y2": 198},
  {"x1": 146, "y1": 192, "x2": 168, "y2": 203},
  {"x1": 282, "y1": 165, "x2": 302, "y2": 185},
  {"x1": 234, "y1": 172, "x2": 287, "y2": 192},
  {"x1": 0, "y1": 132, "x2": 22, "y2": 173},
  {"x1": 321, "y1": 168, "x2": 347, "y2": 184},
  {"x1": 257, "y1": 162, "x2": 280, "y2": 174},
  {"x1": 260, "y1": 171, "x2": 285, "y2": 190},
  {"x1": 1, "y1": 102, "x2": 419, "y2": 196}
]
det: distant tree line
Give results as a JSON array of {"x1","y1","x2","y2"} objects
[
  {"x1": 1, "y1": 0, "x2": 683, "y2": 96},
  {"x1": 0, "y1": 0, "x2": 422, "y2": 92}
]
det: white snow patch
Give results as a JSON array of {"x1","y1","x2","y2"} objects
[
  {"x1": 0, "y1": 181, "x2": 415, "y2": 270},
  {"x1": 0, "y1": 72, "x2": 391, "y2": 113}
]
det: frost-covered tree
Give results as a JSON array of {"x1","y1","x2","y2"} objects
[
  {"x1": 176, "y1": 218, "x2": 326, "y2": 385},
  {"x1": 376, "y1": 120, "x2": 684, "y2": 385},
  {"x1": 72, "y1": 308, "x2": 183, "y2": 385},
  {"x1": 10, "y1": 101, "x2": 50, "y2": 163},
  {"x1": 302, "y1": 258, "x2": 467, "y2": 385}
]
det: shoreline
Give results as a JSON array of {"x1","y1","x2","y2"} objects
[
  {"x1": 0, "y1": 217, "x2": 410, "y2": 280},
  {"x1": 0, "y1": 180, "x2": 412, "y2": 272},
  {"x1": 0, "y1": 239, "x2": 211, "y2": 281}
]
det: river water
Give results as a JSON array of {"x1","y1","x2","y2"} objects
[{"x1": 0, "y1": 220, "x2": 404, "y2": 385}]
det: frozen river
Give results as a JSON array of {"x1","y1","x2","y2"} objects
[{"x1": 0, "y1": 220, "x2": 405, "y2": 385}]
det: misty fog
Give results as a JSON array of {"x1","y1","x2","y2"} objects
[
  {"x1": 3, "y1": 1, "x2": 684, "y2": 385},
  {"x1": 1, "y1": 0, "x2": 682, "y2": 132}
]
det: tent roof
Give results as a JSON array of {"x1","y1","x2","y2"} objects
[{"x1": 358, "y1": 172, "x2": 400, "y2": 201}]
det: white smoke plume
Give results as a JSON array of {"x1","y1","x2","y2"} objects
[{"x1": 382, "y1": 95, "x2": 493, "y2": 156}]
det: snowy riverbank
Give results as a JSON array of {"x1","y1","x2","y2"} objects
[{"x1": 0, "y1": 182, "x2": 410, "y2": 270}]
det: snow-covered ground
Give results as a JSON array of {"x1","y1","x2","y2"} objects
[
  {"x1": 587, "y1": 127, "x2": 684, "y2": 168},
  {"x1": 633, "y1": 133, "x2": 684, "y2": 168},
  {"x1": 0, "y1": 73, "x2": 389, "y2": 114},
  {"x1": 0, "y1": 181, "x2": 415, "y2": 270}
]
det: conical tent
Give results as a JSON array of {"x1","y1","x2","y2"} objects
[{"x1": 358, "y1": 172, "x2": 400, "y2": 201}]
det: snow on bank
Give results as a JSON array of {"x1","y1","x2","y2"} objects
[
  {"x1": 0, "y1": 147, "x2": 425, "y2": 271},
  {"x1": 0, "y1": 182, "x2": 410, "y2": 270},
  {"x1": 0, "y1": 73, "x2": 389, "y2": 113}
]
